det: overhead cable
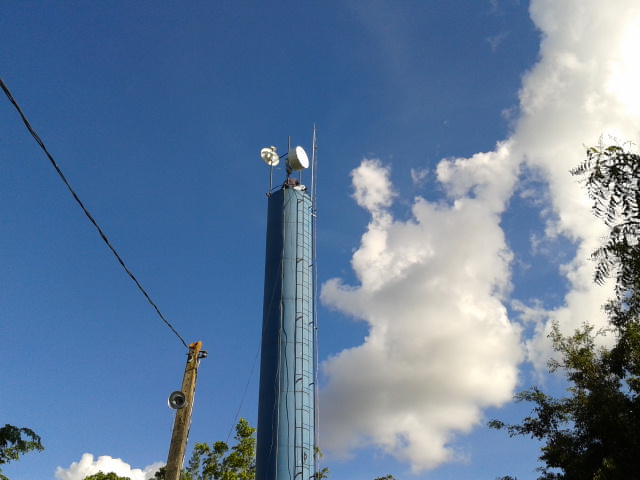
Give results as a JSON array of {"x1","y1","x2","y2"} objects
[
  {"x1": 226, "y1": 343, "x2": 261, "y2": 443},
  {"x1": 0, "y1": 77, "x2": 189, "y2": 350}
]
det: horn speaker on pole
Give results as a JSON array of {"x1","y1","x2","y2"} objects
[{"x1": 168, "y1": 390, "x2": 187, "y2": 410}]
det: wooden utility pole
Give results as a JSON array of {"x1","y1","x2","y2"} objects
[{"x1": 165, "y1": 341, "x2": 206, "y2": 480}]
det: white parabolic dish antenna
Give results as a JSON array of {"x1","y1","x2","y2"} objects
[
  {"x1": 261, "y1": 147, "x2": 279, "y2": 166},
  {"x1": 288, "y1": 146, "x2": 309, "y2": 171}
]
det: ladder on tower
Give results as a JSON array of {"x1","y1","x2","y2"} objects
[{"x1": 293, "y1": 192, "x2": 314, "y2": 479}]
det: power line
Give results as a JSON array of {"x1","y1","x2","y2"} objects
[{"x1": 1, "y1": 77, "x2": 189, "y2": 350}]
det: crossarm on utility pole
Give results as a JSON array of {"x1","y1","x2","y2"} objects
[{"x1": 165, "y1": 341, "x2": 206, "y2": 480}]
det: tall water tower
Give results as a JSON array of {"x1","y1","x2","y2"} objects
[{"x1": 256, "y1": 140, "x2": 318, "y2": 480}]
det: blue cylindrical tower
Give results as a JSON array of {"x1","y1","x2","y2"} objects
[{"x1": 256, "y1": 177, "x2": 316, "y2": 480}]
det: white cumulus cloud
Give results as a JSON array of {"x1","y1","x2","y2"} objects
[
  {"x1": 320, "y1": 0, "x2": 640, "y2": 473},
  {"x1": 351, "y1": 159, "x2": 396, "y2": 213},
  {"x1": 321, "y1": 146, "x2": 522, "y2": 472},
  {"x1": 55, "y1": 453, "x2": 162, "y2": 480}
]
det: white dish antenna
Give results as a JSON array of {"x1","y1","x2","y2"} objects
[
  {"x1": 287, "y1": 146, "x2": 309, "y2": 171},
  {"x1": 261, "y1": 146, "x2": 279, "y2": 166}
]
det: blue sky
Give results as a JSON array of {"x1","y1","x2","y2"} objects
[{"x1": 2, "y1": 1, "x2": 640, "y2": 479}]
